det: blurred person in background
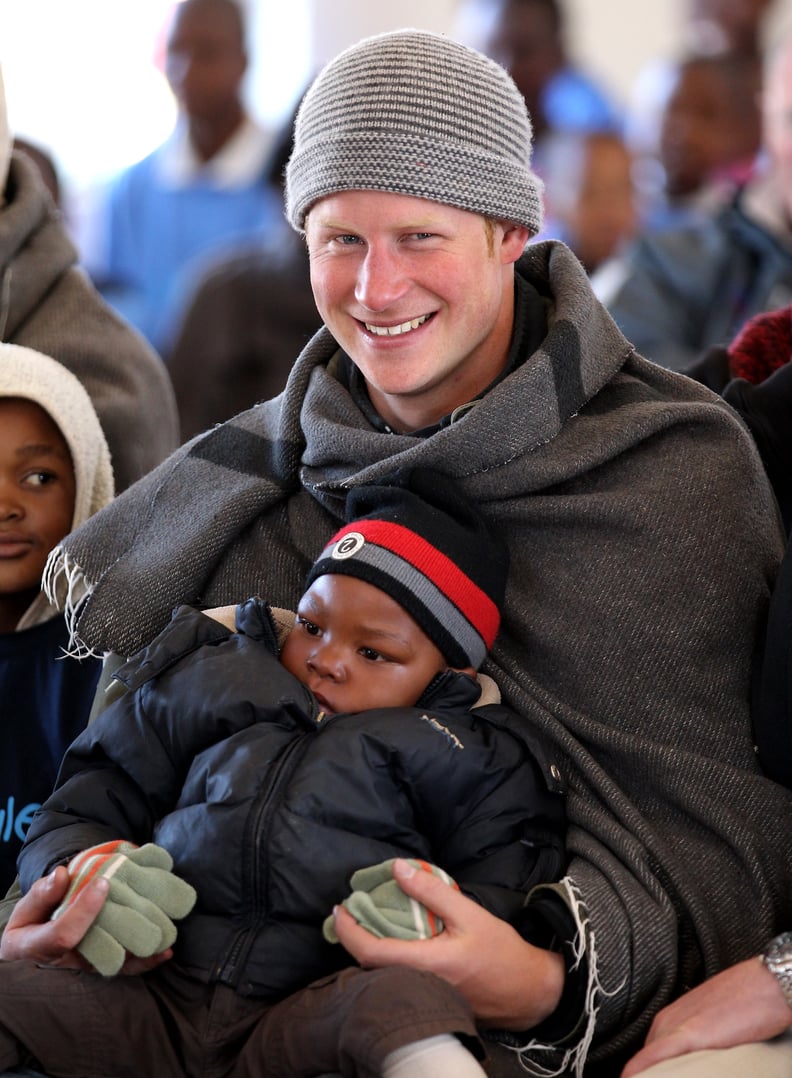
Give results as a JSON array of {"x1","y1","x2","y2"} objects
[
  {"x1": 536, "y1": 129, "x2": 639, "y2": 275},
  {"x1": 601, "y1": 34, "x2": 792, "y2": 372},
  {"x1": 162, "y1": 91, "x2": 321, "y2": 441},
  {"x1": 456, "y1": 0, "x2": 622, "y2": 173},
  {"x1": 87, "y1": 0, "x2": 278, "y2": 355},
  {"x1": 639, "y1": 52, "x2": 761, "y2": 230},
  {"x1": 0, "y1": 67, "x2": 179, "y2": 493},
  {"x1": 626, "y1": 0, "x2": 774, "y2": 163}
]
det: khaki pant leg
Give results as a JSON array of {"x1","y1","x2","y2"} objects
[{"x1": 635, "y1": 1031, "x2": 792, "y2": 1078}]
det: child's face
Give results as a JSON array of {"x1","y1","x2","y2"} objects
[
  {"x1": 0, "y1": 399, "x2": 75, "y2": 629},
  {"x1": 565, "y1": 137, "x2": 638, "y2": 272},
  {"x1": 660, "y1": 63, "x2": 755, "y2": 197},
  {"x1": 280, "y1": 573, "x2": 452, "y2": 715}
]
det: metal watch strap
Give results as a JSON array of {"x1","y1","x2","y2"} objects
[{"x1": 762, "y1": 931, "x2": 792, "y2": 1008}]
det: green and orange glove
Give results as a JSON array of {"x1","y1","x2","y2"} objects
[
  {"x1": 51, "y1": 840, "x2": 197, "y2": 976},
  {"x1": 323, "y1": 858, "x2": 458, "y2": 944}
]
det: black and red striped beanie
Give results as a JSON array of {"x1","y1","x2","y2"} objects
[{"x1": 306, "y1": 469, "x2": 509, "y2": 670}]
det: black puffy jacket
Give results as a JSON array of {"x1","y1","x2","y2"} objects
[{"x1": 20, "y1": 599, "x2": 566, "y2": 999}]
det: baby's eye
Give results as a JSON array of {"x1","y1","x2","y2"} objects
[
  {"x1": 296, "y1": 616, "x2": 321, "y2": 636},
  {"x1": 359, "y1": 646, "x2": 386, "y2": 662}
]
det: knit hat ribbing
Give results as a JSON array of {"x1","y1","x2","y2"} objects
[
  {"x1": 306, "y1": 469, "x2": 508, "y2": 670},
  {"x1": 285, "y1": 28, "x2": 543, "y2": 233}
]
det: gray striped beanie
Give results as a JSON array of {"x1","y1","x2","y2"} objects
[
  {"x1": 285, "y1": 28, "x2": 543, "y2": 233},
  {"x1": 305, "y1": 468, "x2": 509, "y2": 670}
]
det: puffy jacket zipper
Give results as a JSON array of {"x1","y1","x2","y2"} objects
[{"x1": 213, "y1": 730, "x2": 311, "y2": 986}]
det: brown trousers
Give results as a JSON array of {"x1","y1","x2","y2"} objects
[{"x1": 0, "y1": 960, "x2": 482, "y2": 1078}]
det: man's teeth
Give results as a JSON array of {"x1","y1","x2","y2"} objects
[{"x1": 365, "y1": 314, "x2": 430, "y2": 336}]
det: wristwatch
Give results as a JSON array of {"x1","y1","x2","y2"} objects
[{"x1": 761, "y1": 931, "x2": 792, "y2": 1008}]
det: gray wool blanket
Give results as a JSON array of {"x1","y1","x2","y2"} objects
[{"x1": 49, "y1": 241, "x2": 792, "y2": 1073}]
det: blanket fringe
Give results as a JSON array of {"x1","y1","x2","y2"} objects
[
  {"x1": 501, "y1": 877, "x2": 607, "y2": 1078},
  {"x1": 42, "y1": 544, "x2": 99, "y2": 658}
]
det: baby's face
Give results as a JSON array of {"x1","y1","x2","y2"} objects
[{"x1": 279, "y1": 573, "x2": 449, "y2": 716}]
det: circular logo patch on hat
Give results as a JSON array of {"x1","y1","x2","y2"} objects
[{"x1": 332, "y1": 531, "x2": 366, "y2": 559}]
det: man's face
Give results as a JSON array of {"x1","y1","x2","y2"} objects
[
  {"x1": 481, "y1": 0, "x2": 563, "y2": 133},
  {"x1": 305, "y1": 190, "x2": 529, "y2": 433},
  {"x1": 660, "y1": 63, "x2": 758, "y2": 197},
  {"x1": 280, "y1": 574, "x2": 452, "y2": 716},
  {"x1": 164, "y1": 1, "x2": 246, "y2": 122},
  {"x1": 763, "y1": 43, "x2": 792, "y2": 220}
]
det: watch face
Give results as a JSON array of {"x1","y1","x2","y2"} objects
[
  {"x1": 763, "y1": 932, "x2": 792, "y2": 1007},
  {"x1": 766, "y1": 931, "x2": 792, "y2": 963}
]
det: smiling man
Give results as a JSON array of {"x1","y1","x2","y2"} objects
[
  {"x1": 304, "y1": 193, "x2": 528, "y2": 434},
  {"x1": 284, "y1": 27, "x2": 543, "y2": 439},
  {"x1": 3, "y1": 27, "x2": 792, "y2": 1078}
]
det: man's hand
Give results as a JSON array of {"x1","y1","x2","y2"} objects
[
  {"x1": 0, "y1": 867, "x2": 172, "y2": 975},
  {"x1": 621, "y1": 957, "x2": 792, "y2": 1077},
  {"x1": 330, "y1": 857, "x2": 564, "y2": 1031}
]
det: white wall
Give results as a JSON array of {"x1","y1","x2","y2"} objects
[
  {"x1": 307, "y1": 0, "x2": 458, "y2": 63},
  {"x1": 565, "y1": 1, "x2": 685, "y2": 104}
]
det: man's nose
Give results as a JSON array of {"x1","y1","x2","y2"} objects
[{"x1": 355, "y1": 245, "x2": 410, "y2": 312}]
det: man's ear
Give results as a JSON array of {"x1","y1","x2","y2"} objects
[{"x1": 500, "y1": 223, "x2": 531, "y2": 264}]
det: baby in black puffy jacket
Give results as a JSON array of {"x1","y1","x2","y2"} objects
[{"x1": 9, "y1": 469, "x2": 567, "y2": 1078}]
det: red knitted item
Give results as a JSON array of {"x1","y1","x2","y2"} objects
[{"x1": 728, "y1": 305, "x2": 792, "y2": 385}]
